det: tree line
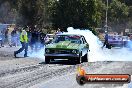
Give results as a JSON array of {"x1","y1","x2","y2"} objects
[{"x1": 0, "y1": 0, "x2": 131, "y2": 33}]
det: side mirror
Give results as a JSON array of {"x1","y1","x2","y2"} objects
[
  {"x1": 85, "y1": 43, "x2": 90, "y2": 52},
  {"x1": 85, "y1": 43, "x2": 89, "y2": 48}
]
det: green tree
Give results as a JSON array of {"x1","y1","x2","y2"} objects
[
  {"x1": 49, "y1": 0, "x2": 102, "y2": 31},
  {"x1": 118, "y1": 0, "x2": 132, "y2": 6},
  {"x1": 16, "y1": 0, "x2": 49, "y2": 28},
  {"x1": 94, "y1": 0, "x2": 106, "y2": 27},
  {"x1": 0, "y1": 1, "x2": 18, "y2": 24},
  {"x1": 0, "y1": 0, "x2": 50, "y2": 29},
  {"x1": 108, "y1": 0, "x2": 129, "y2": 32},
  {"x1": 17, "y1": 0, "x2": 38, "y2": 26}
]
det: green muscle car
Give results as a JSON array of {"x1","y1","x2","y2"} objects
[{"x1": 45, "y1": 34, "x2": 89, "y2": 64}]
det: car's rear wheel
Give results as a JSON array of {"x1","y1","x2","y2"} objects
[{"x1": 45, "y1": 57, "x2": 50, "y2": 64}]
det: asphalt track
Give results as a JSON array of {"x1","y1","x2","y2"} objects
[{"x1": 0, "y1": 46, "x2": 132, "y2": 88}]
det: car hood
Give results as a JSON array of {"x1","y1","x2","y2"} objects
[{"x1": 46, "y1": 41, "x2": 82, "y2": 49}]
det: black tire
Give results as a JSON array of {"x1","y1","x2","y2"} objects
[
  {"x1": 76, "y1": 75, "x2": 86, "y2": 85},
  {"x1": 69, "y1": 59, "x2": 76, "y2": 65},
  {"x1": 45, "y1": 57, "x2": 50, "y2": 64},
  {"x1": 76, "y1": 53, "x2": 82, "y2": 64},
  {"x1": 83, "y1": 53, "x2": 88, "y2": 62}
]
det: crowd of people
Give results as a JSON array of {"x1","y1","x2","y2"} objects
[
  {"x1": 13, "y1": 26, "x2": 61, "y2": 57},
  {"x1": 0, "y1": 27, "x2": 44, "y2": 47},
  {"x1": 0, "y1": 27, "x2": 20, "y2": 48},
  {"x1": 0, "y1": 25, "x2": 63, "y2": 57}
]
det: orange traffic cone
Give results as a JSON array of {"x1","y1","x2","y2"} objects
[{"x1": 77, "y1": 64, "x2": 86, "y2": 76}]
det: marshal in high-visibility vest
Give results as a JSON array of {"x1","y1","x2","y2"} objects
[
  {"x1": 20, "y1": 30, "x2": 28, "y2": 43},
  {"x1": 14, "y1": 29, "x2": 29, "y2": 58}
]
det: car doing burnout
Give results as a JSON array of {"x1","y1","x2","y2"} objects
[{"x1": 44, "y1": 34, "x2": 89, "y2": 64}]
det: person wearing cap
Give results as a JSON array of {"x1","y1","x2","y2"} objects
[{"x1": 14, "y1": 28, "x2": 28, "y2": 57}]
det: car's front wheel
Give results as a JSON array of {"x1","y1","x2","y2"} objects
[
  {"x1": 45, "y1": 57, "x2": 50, "y2": 64},
  {"x1": 76, "y1": 53, "x2": 82, "y2": 64},
  {"x1": 83, "y1": 53, "x2": 88, "y2": 62}
]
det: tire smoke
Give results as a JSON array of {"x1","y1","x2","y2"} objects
[
  {"x1": 66, "y1": 27, "x2": 132, "y2": 62},
  {"x1": 28, "y1": 27, "x2": 132, "y2": 62}
]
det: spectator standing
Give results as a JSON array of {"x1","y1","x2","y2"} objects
[
  {"x1": 40, "y1": 31, "x2": 45, "y2": 48},
  {"x1": 5, "y1": 28, "x2": 9, "y2": 44},
  {"x1": 30, "y1": 25, "x2": 39, "y2": 52},
  {"x1": 0, "y1": 30, "x2": 4, "y2": 48},
  {"x1": 7, "y1": 27, "x2": 12, "y2": 47},
  {"x1": 11, "y1": 29, "x2": 17, "y2": 47},
  {"x1": 26, "y1": 26, "x2": 32, "y2": 47},
  {"x1": 102, "y1": 33, "x2": 109, "y2": 48}
]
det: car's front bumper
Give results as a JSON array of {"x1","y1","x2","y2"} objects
[
  {"x1": 45, "y1": 54, "x2": 79, "y2": 59},
  {"x1": 109, "y1": 43, "x2": 123, "y2": 47}
]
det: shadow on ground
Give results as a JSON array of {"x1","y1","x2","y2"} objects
[{"x1": 39, "y1": 60, "x2": 79, "y2": 65}]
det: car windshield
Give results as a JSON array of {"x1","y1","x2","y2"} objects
[{"x1": 52, "y1": 35, "x2": 81, "y2": 44}]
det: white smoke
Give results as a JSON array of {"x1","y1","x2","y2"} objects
[
  {"x1": 66, "y1": 27, "x2": 132, "y2": 62},
  {"x1": 28, "y1": 43, "x2": 45, "y2": 60},
  {"x1": 27, "y1": 27, "x2": 132, "y2": 62},
  {"x1": 28, "y1": 49, "x2": 45, "y2": 59}
]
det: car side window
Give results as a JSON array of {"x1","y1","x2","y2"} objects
[
  {"x1": 79, "y1": 37, "x2": 83, "y2": 44},
  {"x1": 81, "y1": 37, "x2": 85, "y2": 44},
  {"x1": 82, "y1": 37, "x2": 87, "y2": 44}
]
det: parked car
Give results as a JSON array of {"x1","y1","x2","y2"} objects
[
  {"x1": 44, "y1": 34, "x2": 55, "y2": 44},
  {"x1": 44, "y1": 34, "x2": 90, "y2": 64},
  {"x1": 108, "y1": 35, "x2": 123, "y2": 47}
]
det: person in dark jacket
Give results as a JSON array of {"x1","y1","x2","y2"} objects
[
  {"x1": 40, "y1": 32, "x2": 45, "y2": 48},
  {"x1": 11, "y1": 29, "x2": 17, "y2": 47},
  {"x1": 0, "y1": 30, "x2": 4, "y2": 47},
  {"x1": 102, "y1": 33, "x2": 109, "y2": 48},
  {"x1": 30, "y1": 25, "x2": 39, "y2": 52}
]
